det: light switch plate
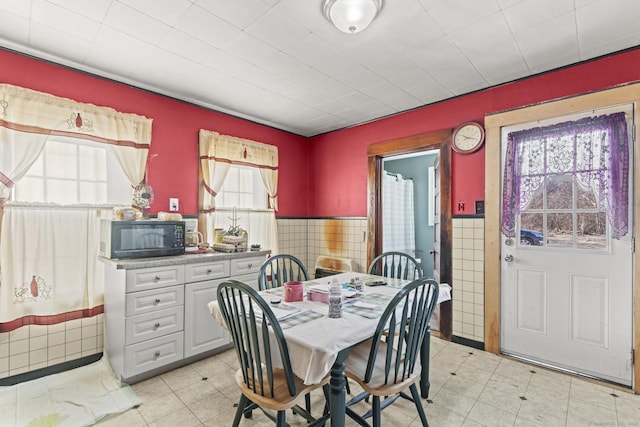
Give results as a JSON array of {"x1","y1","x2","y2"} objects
[{"x1": 169, "y1": 198, "x2": 179, "y2": 212}]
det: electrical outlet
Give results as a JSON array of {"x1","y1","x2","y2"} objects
[{"x1": 169, "y1": 198, "x2": 179, "y2": 212}]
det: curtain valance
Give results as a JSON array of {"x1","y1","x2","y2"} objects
[
  {"x1": 0, "y1": 83, "x2": 152, "y2": 145},
  {"x1": 199, "y1": 130, "x2": 278, "y2": 168},
  {"x1": 501, "y1": 112, "x2": 629, "y2": 239}
]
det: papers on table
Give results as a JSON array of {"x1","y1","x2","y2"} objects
[{"x1": 307, "y1": 284, "x2": 360, "y2": 298}]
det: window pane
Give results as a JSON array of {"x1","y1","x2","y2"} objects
[
  {"x1": 79, "y1": 145, "x2": 107, "y2": 180},
  {"x1": 546, "y1": 176, "x2": 572, "y2": 210},
  {"x1": 577, "y1": 212, "x2": 606, "y2": 249},
  {"x1": 527, "y1": 186, "x2": 544, "y2": 210},
  {"x1": 547, "y1": 213, "x2": 573, "y2": 248},
  {"x1": 224, "y1": 168, "x2": 239, "y2": 192},
  {"x1": 224, "y1": 193, "x2": 239, "y2": 208},
  {"x1": 576, "y1": 184, "x2": 598, "y2": 209},
  {"x1": 239, "y1": 194, "x2": 252, "y2": 208},
  {"x1": 48, "y1": 179, "x2": 77, "y2": 204},
  {"x1": 238, "y1": 168, "x2": 252, "y2": 192},
  {"x1": 46, "y1": 142, "x2": 77, "y2": 179},
  {"x1": 27, "y1": 153, "x2": 44, "y2": 175},
  {"x1": 15, "y1": 177, "x2": 44, "y2": 201},
  {"x1": 80, "y1": 182, "x2": 107, "y2": 204}
]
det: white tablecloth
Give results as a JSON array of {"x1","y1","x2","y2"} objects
[{"x1": 209, "y1": 272, "x2": 447, "y2": 385}]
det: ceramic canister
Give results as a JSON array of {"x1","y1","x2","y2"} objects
[{"x1": 284, "y1": 281, "x2": 304, "y2": 302}]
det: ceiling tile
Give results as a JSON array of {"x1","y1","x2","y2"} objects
[
  {"x1": 103, "y1": 1, "x2": 171, "y2": 45},
  {"x1": 29, "y1": 24, "x2": 93, "y2": 64},
  {"x1": 576, "y1": 0, "x2": 640, "y2": 56},
  {"x1": 194, "y1": 0, "x2": 271, "y2": 29},
  {"x1": 514, "y1": 12, "x2": 579, "y2": 71},
  {"x1": 0, "y1": 0, "x2": 32, "y2": 18},
  {"x1": 173, "y1": 4, "x2": 240, "y2": 48},
  {"x1": 118, "y1": 0, "x2": 193, "y2": 26},
  {"x1": 31, "y1": 0, "x2": 101, "y2": 42},
  {"x1": 158, "y1": 29, "x2": 219, "y2": 64},
  {"x1": 46, "y1": 0, "x2": 112, "y2": 22},
  {"x1": 0, "y1": 11, "x2": 30, "y2": 45},
  {"x1": 221, "y1": 33, "x2": 278, "y2": 65},
  {"x1": 419, "y1": 0, "x2": 501, "y2": 32},
  {"x1": 246, "y1": 9, "x2": 310, "y2": 51},
  {"x1": 501, "y1": 0, "x2": 574, "y2": 32}
]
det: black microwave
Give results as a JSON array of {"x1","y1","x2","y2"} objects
[{"x1": 100, "y1": 220, "x2": 185, "y2": 259}]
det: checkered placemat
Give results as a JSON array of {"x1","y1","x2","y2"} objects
[
  {"x1": 278, "y1": 310, "x2": 324, "y2": 329},
  {"x1": 342, "y1": 293, "x2": 394, "y2": 319},
  {"x1": 264, "y1": 287, "x2": 285, "y2": 297}
]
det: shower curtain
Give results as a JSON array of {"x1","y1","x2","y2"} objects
[{"x1": 382, "y1": 171, "x2": 416, "y2": 256}]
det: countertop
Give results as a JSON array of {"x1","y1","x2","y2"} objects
[{"x1": 99, "y1": 249, "x2": 271, "y2": 270}]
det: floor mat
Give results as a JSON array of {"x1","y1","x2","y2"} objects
[{"x1": 0, "y1": 357, "x2": 140, "y2": 427}]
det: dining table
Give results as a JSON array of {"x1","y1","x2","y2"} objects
[{"x1": 208, "y1": 271, "x2": 450, "y2": 427}]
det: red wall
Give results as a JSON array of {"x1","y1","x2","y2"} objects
[
  {"x1": 0, "y1": 50, "x2": 308, "y2": 216},
  {"x1": 309, "y1": 47, "x2": 640, "y2": 217},
  {"x1": 3, "y1": 47, "x2": 640, "y2": 218}
]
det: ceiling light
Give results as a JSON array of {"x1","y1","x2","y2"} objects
[{"x1": 322, "y1": 0, "x2": 382, "y2": 34}]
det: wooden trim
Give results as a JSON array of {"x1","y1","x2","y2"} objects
[
  {"x1": 484, "y1": 81, "x2": 640, "y2": 391},
  {"x1": 366, "y1": 129, "x2": 453, "y2": 339}
]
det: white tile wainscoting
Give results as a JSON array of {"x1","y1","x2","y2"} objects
[
  {"x1": 452, "y1": 217, "x2": 485, "y2": 343},
  {"x1": 277, "y1": 217, "x2": 369, "y2": 277},
  {"x1": 0, "y1": 314, "x2": 104, "y2": 380}
]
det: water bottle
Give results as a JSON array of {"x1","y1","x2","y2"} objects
[{"x1": 328, "y1": 277, "x2": 342, "y2": 318}]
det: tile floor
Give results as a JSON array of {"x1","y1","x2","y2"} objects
[{"x1": 96, "y1": 337, "x2": 640, "y2": 426}]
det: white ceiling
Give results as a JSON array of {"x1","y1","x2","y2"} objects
[{"x1": 1, "y1": 0, "x2": 639, "y2": 137}]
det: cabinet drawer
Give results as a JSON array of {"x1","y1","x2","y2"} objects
[
  {"x1": 185, "y1": 260, "x2": 230, "y2": 283},
  {"x1": 125, "y1": 265, "x2": 185, "y2": 293},
  {"x1": 125, "y1": 306, "x2": 184, "y2": 345},
  {"x1": 125, "y1": 285, "x2": 184, "y2": 316},
  {"x1": 124, "y1": 332, "x2": 184, "y2": 379},
  {"x1": 230, "y1": 256, "x2": 264, "y2": 276}
]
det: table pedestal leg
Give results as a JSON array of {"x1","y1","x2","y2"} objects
[
  {"x1": 330, "y1": 350, "x2": 348, "y2": 427},
  {"x1": 420, "y1": 328, "x2": 431, "y2": 398}
]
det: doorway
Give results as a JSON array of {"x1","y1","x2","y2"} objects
[
  {"x1": 367, "y1": 129, "x2": 453, "y2": 339},
  {"x1": 484, "y1": 83, "x2": 640, "y2": 392},
  {"x1": 500, "y1": 105, "x2": 634, "y2": 386}
]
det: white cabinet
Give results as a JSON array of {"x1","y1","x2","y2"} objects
[
  {"x1": 103, "y1": 252, "x2": 267, "y2": 383},
  {"x1": 184, "y1": 279, "x2": 228, "y2": 357}
]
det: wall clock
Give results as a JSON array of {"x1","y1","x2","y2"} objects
[{"x1": 451, "y1": 121, "x2": 485, "y2": 154}]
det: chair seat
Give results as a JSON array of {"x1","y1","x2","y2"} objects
[
  {"x1": 345, "y1": 339, "x2": 421, "y2": 396},
  {"x1": 236, "y1": 367, "x2": 329, "y2": 411}
]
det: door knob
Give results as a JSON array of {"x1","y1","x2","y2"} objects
[{"x1": 504, "y1": 254, "x2": 514, "y2": 262}]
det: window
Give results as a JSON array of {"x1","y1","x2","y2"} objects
[
  {"x1": 216, "y1": 165, "x2": 268, "y2": 210},
  {"x1": 13, "y1": 135, "x2": 130, "y2": 205}
]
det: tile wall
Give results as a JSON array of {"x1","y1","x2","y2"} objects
[
  {"x1": 277, "y1": 218, "x2": 368, "y2": 276},
  {"x1": 452, "y1": 217, "x2": 485, "y2": 343},
  {"x1": 0, "y1": 314, "x2": 104, "y2": 380}
]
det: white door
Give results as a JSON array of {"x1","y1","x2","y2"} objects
[{"x1": 501, "y1": 107, "x2": 634, "y2": 386}]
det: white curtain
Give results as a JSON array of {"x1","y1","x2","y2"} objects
[
  {"x1": 0, "y1": 83, "x2": 152, "y2": 331},
  {"x1": 199, "y1": 130, "x2": 279, "y2": 253},
  {"x1": 210, "y1": 208, "x2": 279, "y2": 254},
  {"x1": 0, "y1": 204, "x2": 112, "y2": 325},
  {"x1": 382, "y1": 172, "x2": 416, "y2": 256}
]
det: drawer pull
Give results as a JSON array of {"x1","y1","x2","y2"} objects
[
  {"x1": 154, "y1": 351, "x2": 160, "y2": 359},
  {"x1": 154, "y1": 322, "x2": 160, "y2": 329},
  {"x1": 248, "y1": 263, "x2": 253, "y2": 268},
  {"x1": 206, "y1": 269, "x2": 212, "y2": 274},
  {"x1": 154, "y1": 298, "x2": 161, "y2": 305},
  {"x1": 153, "y1": 276, "x2": 161, "y2": 282}
]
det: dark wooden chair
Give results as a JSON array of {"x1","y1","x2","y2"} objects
[
  {"x1": 344, "y1": 277, "x2": 439, "y2": 427},
  {"x1": 217, "y1": 280, "x2": 329, "y2": 427},
  {"x1": 367, "y1": 251, "x2": 423, "y2": 281},
  {"x1": 258, "y1": 254, "x2": 310, "y2": 291}
]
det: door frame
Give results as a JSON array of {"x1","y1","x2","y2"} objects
[
  {"x1": 367, "y1": 128, "x2": 453, "y2": 339},
  {"x1": 484, "y1": 82, "x2": 640, "y2": 391}
]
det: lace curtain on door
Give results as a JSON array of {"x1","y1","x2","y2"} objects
[
  {"x1": 501, "y1": 112, "x2": 629, "y2": 239},
  {"x1": 382, "y1": 172, "x2": 416, "y2": 256},
  {"x1": 0, "y1": 84, "x2": 152, "y2": 332}
]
